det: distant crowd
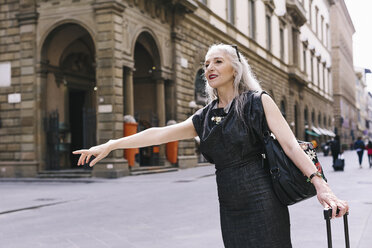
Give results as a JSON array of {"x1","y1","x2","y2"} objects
[{"x1": 320, "y1": 135, "x2": 372, "y2": 170}]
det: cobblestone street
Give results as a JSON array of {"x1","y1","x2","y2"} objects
[{"x1": 1, "y1": 150, "x2": 372, "y2": 248}]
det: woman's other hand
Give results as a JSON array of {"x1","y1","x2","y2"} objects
[
  {"x1": 72, "y1": 140, "x2": 114, "y2": 167},
  {"x1": 312, "y1": 177, "x2": 349, "y2": 219}
]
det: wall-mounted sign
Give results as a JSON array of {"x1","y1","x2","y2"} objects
[
  {"x1": 181, "y1": 57, "x2": 188, "y2": 68},
  {"x1": 8, "y1": 93, "x2": 21, "y2": 103},
  {"x1": 98, "y1": 104, "x2": 113, "y2": 113},
  {"x1": 0, "y1": 62, "x2": 11, "y2": 87}
]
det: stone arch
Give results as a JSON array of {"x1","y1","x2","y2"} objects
[
  {"x1": 294, "y1": 101, "x2": 299, "y2": 137},
  {"x1": 280, "y1": 97, "x2": 287, "y2": 119},
  {"x1": 38, "y1": 19, "x2": 97, "y2": 62},
  {"x1": 129, "y1": 30, "x2": 165, "y2": 166},
  {"x1": 191, "y1": 47, "x2": 208, "y2": 106},
  {"x1": 311, "y1": 108, "x2": 315, "y2": 125},
  {"x1": 39, "y1": 23, "x2": 97, "y2": 170},
  {"x1": 194, "y1": 68, "x2": 207, "y2": 106},
  {"x1": 131, "y1": 29, "x2": 162, "y2": 70},
  {"x1": 304, "y1": 105, "x2": 309, "y2": 126}
]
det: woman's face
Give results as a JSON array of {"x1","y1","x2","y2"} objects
[{"x1": 204, "y1": 50, "x2": 235, "y2": 90}]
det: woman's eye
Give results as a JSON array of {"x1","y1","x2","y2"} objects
[
  {"x1": 204, "y1": 64, "x2": 209, "y2": 68},
  {"x1": 216, "y1": 60, "x2": 222, "y2": 63}
]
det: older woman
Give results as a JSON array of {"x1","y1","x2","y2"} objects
[{"x1": 74, "y1": 44, "x2": 348, "y2": 248}]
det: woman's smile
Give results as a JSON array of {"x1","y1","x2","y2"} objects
[{"x1": 209, "y1": 74, "x2": 218, "y2": 80}]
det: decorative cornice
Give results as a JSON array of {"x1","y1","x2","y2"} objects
[
  {"x1": 171, "y1": 0, "x2": 198, "y2": 14},
  {"x1": 92, "y1": 0, "x2": 126, "y2": 14},
  {"x1": 286, "y1": 0, "x2": 306, "y2": 27},
  {"x1": 288, "y1": 65, "x2": 307, "y2": 86},
  {"x1": 16, "y1": 11, "x2": 39, "y2": 25}
]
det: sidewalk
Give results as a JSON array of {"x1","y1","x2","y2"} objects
[
  {"x1": 0, "y1": 150, "x2": 371, "y2": 248},
  {"x1": 291, "y1": 150, "x2": 372, "y2": 248}
]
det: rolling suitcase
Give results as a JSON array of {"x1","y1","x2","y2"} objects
[
  {"x1": 333, "y1": 154, "x2": 345, "y2": 171},
  {"x1": 323, "y1": 208, "x2": 350, "y2": 248}
]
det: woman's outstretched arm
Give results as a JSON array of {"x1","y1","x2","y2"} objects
[
  {"x1": 261, "y1": 94, "x2": 349, "y2": 219},
  {"x1": 73, "y1": 116, "x2": 197, "y2": 167}
]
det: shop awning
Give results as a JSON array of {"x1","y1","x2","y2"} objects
[
  {"x1": 305, "y1": 129, "x2": 320, "y2": 137},
  {"x1": 311, "y1": 127, "x2": 322, "y2": 136},
  {"x1": 326, "y1": 129, "x2": 336, "y2": 137},
  {"x1": 316, "y1": 127, "x2": 336, "y2": 137},
  {"x1": 318, "y1": 127, "x2": 329, "y2": 136}
]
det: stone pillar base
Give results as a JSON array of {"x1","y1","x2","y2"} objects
[
  {"x1": 177, "y1": 155, "x2": 197, "y2": 169},
  {"x1": 92, "y1": 158, "x2": 129, "y2": 178},
  {"x1": 0, "y1": 161, "x2": 38, "y2": 178}
]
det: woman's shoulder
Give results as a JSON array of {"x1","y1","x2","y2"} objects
[{"x1": 240, "y1": 90, "x2": 268, "y2": 105}]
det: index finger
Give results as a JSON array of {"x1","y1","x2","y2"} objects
[{"x1": 72, "y1": 150, "x2": 89, "y2": 154}]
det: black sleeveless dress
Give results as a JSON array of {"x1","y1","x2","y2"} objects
[{"x1": 192, "y1": 90, "x2": 292, "y2": 248}]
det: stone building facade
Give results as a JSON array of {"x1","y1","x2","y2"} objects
[
  {"x1": 355, "y1": 67, "x2": 370, "y2": 141},
  {"x1": 299, "y1": 0, "x2": 335, "y2": 144},
  {"x1": 330, "y1": 0, "x2": 356, "y2": 148},
  {"x1": 0, "y1": 0, "x2": 337, "y2": 178},
  {"x1": 367, "y1": 92, "x2": 372, "y2": 140}
]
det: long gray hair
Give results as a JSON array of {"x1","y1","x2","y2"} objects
[{"x1": 204, "y1": 44, "x2": 262, "y2": 120}]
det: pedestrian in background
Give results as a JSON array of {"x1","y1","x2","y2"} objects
[
  {"x1": 73, "y1": 44, "x2": 348, "y2": 248},
  {"x1": 366, "y1": 140, "x2": 372, "y2": 168},
  {"x1": 330, "y1": 135, "x2": 341, "y2": 165},
  {"x1": 354, "y1": 137, "x2": 365, "y2": 168}
]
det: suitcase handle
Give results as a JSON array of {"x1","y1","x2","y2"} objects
[{"x1": 323, "y1": 209, "x2": 350, "y2": 248}]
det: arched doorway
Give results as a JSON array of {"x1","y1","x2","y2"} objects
[
  {"x1": 194, "y1": 69, "x2": 207, "y2": 106},
  {"x1": 41, "y1": 23, "x2": 96, "y2": 170},
  {"x1": 280, "y1": 98, "x2": 287, "y2": 120},
  {"x1": 294, "y1": 102, "x2": 298, "y2": 137},
  {"x1": 132, "y1": 32, "x2": 163, "y2": 166}
]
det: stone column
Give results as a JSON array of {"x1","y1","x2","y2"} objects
[
  {"x1": 14, "y1": 0, "x2": 38, "y2": 176},
  {"x1": 124, "y1": 67, "x2": 134, "y2": 116},
  {"x1": 156, "y1": 79, "x2": 166, "y2": 127},
  {"x1": 156, "y1": 78, "x2": 166, "y2": 164},
  {"x1": 287, "y1": 27, "x2": 294, "y2": 66},
  {"x1": 92, "y1": 0, "x2": 129, "y2": 178},
  {"x1": 171, "y1": 15, "x2": 197, "y2": 169}
]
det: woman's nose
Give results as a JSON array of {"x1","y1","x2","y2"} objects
[{"x1": 207, "y1": 64, "x2": 215, "y2": 72}]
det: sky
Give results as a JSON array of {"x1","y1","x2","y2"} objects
[{"x1": 343, "y1": 0, "x2": 372, "y2": 91}]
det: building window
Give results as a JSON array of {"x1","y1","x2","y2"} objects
[
  {"x1": 311, "y1": 54, "x2": 314, "y2": 83},
  {"x1": 328, "y1": 68, "x2": 331, "y2": 94},
  {"x1": 280, "y1": 27, "x2": 284, "y2": 60},
  {"x1": 309, "y1": 0, "x2": 313, "y2": 24},
  {"x1": 317, "y1": 59, "x2": 320, "y2": 87},
  {"x1": 227, "y1": 0, "x2": 235, "y2": 25},
  {"x1": 304, "y1": 107, "x2": 308, "y2": 126},
  {"x1": 323, "y1": 64, "x2": 326, "y2": 93},
  {"x1": 194, "y1": 69, "x2": 207, "y2": 106},
  {"x1": 249, "y1": 0, "x2": 256, "y2": 40},
  {"x1": 315, "y1": 6, "x2": 319, "y2": 35},
  {"x1": 311, "y1": 110, "x2": 315, "y2": 124},
  {"x1": 318, "y1": 112, "x2": 321, "y2": 126},
  {"x1": 321, "y1": 15, "x2": 324, "y2": 42},
  {"x1": 303, "y1": 44, "x2": 307, "y2": 73},
  {"x1": 266, "y1": 14, "x2": 272, "y2": 51},
  {"x1": 324, "y1": 116, "x2": 327, "y2": 127},
  {"x1": 294, "y1": 104, "x2": 298, "y2": 137},
  {"x1": 280, "y1": 100, "x2": 286, "y2": 119},
  {"x1": 292, "y1": 28, "x2": 299, "y2": 65},
  {"x1": 326, "y1": 24, "x2": 329, "y2": 48}
]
